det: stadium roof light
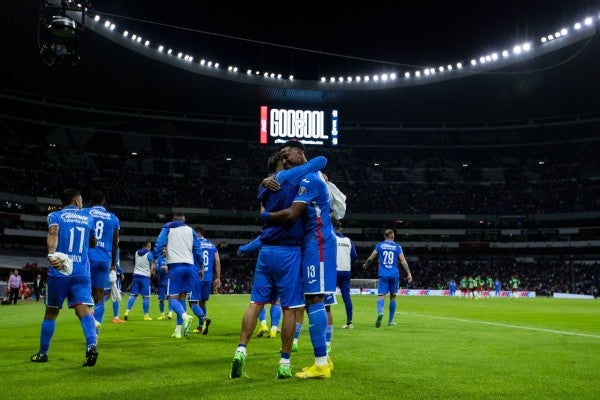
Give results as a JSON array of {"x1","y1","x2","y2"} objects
[{"x1": 81, "y1": 9, "x2": 599, "y2": 89}]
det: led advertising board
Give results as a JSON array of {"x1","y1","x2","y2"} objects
[{"x1": 260, "y1": 106, "x2": 338, "y2": 146}]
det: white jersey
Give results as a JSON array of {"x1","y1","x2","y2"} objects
[
  {"x1": 165, "y1": 225, "x2": 196, "y2": 265},
  {"x1": 134, "y1": 250, "x2": 152, "y2": 277},
  {"x1": 336, "y1": 235, "x2": 353, "y2": 272}
]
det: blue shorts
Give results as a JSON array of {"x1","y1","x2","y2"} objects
[
  {"x1": 188, "y1": 270, "x2": 201, "y2": 302},
  {"x1": 324, "y1": 293, "x2": 337, "y2": 306},
  {"x1": 168, "y1": 263, "x2": 194, "y2": 296},
  {"x1": 189, "y1": 280, "x2": 212, "y2": 302},
  {"x1": 378, "y1": 275, "x2": 399, "y2": 295},
  {"x1": 301, "y1": 244, "x2": 337, "y2": 295},
  {"x1": 158, "y1": 283, "x2": 169, "y2": 301},
  {"x1": 46, "y1": 274, "x2": 94, "y2": 308},
  {"x1": 90, "y1": 260, "x2": 110, "y2": 290},
  {"x1": 130, "y1": 274, "x2": 151, "y2": 297},
  {"x1": 251, "y1": 245, "x2": 304, "y2": 309},
  {"x1": 199, "y1": 281, "x2": 212, "y2": 301}
]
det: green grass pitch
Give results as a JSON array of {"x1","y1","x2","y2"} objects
[{"x1": 1, "y1": 294, "x2": 599, "y2": 400}]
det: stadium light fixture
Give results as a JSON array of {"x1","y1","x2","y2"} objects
[
  {"x1": 74, "y1": 8, "x2": 600, "y2": 89},
  {"x1": 38, "y1": 0, "x2": 87, "y2": 66}
]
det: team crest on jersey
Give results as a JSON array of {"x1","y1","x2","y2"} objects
[{"x1": 298, "y1": 186, "x2": 307, "y2": 195}]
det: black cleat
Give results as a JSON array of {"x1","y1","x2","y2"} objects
[
  {"x1": 31, "y1": 352, "x2": 48, "y2": 363},
  {"x1": 202, "y1": 318, "x2": 212, "y2": 335},
  {"x1": 83, "y1": 345, "x2": 98, "y2": 367}
]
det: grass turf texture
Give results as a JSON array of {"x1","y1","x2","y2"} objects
[{"x1": 1, "y1": 295, "x2": 599, "y2": 400}]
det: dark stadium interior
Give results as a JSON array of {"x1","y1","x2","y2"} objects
[{"x1": 0, "y1": 1, "x2": 599, "y2": 297}]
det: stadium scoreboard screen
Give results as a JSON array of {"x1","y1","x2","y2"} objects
[{"x1": 259, "y1": 106, "x2": 338, "y2": 146}]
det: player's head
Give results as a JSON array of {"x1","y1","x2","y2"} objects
[
  {"x1": 173, "y1": 212, "x2": 185, "y2": 222},
  {"x1": 335, "y1": 220, "x2": 343, "y2": 231},
  {"x1": 383, "y1": 229, "x2": 394, "y2": 240},
  {"x1": 278, "y1": 140, "x2": 306, "y2": 169},
  {"x1": 267, "y1": 151, "x2": 283, "y2": 172},
  {"x1": 143, "y1": 239, "x2": 152, "y2": 249},
  {"x1": 91, "y1": 191, "x2": 106, "y2": 206},
  {"x1": 60, "y1": 188, "x2": 82, "y2": 208},
  {"x1": 195, "y1": 226, "x2": 205, "y2": 237}
]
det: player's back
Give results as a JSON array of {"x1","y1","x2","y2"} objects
[
  {"x1": 84, "y1": 205, "x2": 119, "y2": 262},
  {"x1": 259, "y1": 175, "x2": 303, "y2": 246},
  {"x1": 376, "y1": 240, "x2": 402, "y2": 277},
  {"x1": 161, "y1": 222, "x2": 195, "y2": 264},
  {"x1": 48, "y1": 206, "x2": 95, "y2": 277},
  {"x1": 199, "y1": 238, "x2": 218, "y2": 280}
]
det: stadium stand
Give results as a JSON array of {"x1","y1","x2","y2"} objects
[{"x1": 0, "y1": 95, "x2": 598, "y2": 297}]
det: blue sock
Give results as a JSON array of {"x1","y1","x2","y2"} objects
[
  {"x1": 377, "y1": 297, "x2": 384, "y2": 314},
  {"x1": 81, "y1": 313, "x2": 97, "y2": 347},
  {"x1": 126, "y1": 296, "x2": 136, "y2": 311},
  {"x1": 159, "y1": 300, "x2": 165, "y2": 313},
  {"x1": 191, "y1": 303, "x2": 205, "y2": 320},
  {"x1": 307, "y1": 302, "x2": 327, "y2": 357},
  {"x1": 258, "y1": 307, "x2": 266, "y2": 323},
  {"x1": 94, "y1": 301, "x2": 105, "y2": 324},
  {"x1": 389, "y1": 300, "x2": 396, "y2": 322},
  {"x1": 325, "y1": 324, "x2": 332, "y2": 344},
  {"x1": 294, "y1": 322, "x2": 303, "y2": 339},
  {"x1": 169, "y1": 298, "x2": 185, "y2": 320},
  {"x1": 142, "y1": 297, "x2": 150, "y2": 314},
  {"x1": 40, "y1": 319, "x2": 56, "y2": 354},
  {"x1": 113, "y1": 302, "x2": 119, "y2": 318},
  {"x1": 341, "y1": 287, "x2": 353, "y2": 322},
  {"x1": 271, "y1": 304, "x2": 282, "y2": 327}
]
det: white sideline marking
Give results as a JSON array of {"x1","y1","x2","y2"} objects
[{"x1": 397, "y1": 312, "x2": 600, "y2": 339}]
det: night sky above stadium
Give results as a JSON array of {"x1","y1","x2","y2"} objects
[{"x1": 3, "y1": 1, "x2": 599, "y2": 121}]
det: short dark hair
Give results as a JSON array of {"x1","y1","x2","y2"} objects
[
  {"x1": 195, "y1": 226, "x2": 205, "y2": 235},
  {"x1": 278, "y1": 139, "x2": 305, "y2": 152},
  {"x1": 173, "y1": 212, "x2": 185, "y2": 221},
  {"x1": 60, "y1": 188, "x2": 81, "y2": 206},
  {"x1": 267, "y1": 152, "x2": 280, "y2": 172},
  {"x1": 335, "y1": 220, "x2": 343, "y2": 230},
  {"x1": 91, "y1": 191, "x2": 105, "y2": 205}
]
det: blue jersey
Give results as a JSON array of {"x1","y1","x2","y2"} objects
[
  {"x1": 84, "y1": 206, "x2": 120, "y2": 263},
  {"x1": 291, "y1": 168, "x2": 337, "y2": 294},
  {"x1": 259, "y1": 156, "x2": 327, "y2": 246},
  {"x1": 156, "y1": 255, "x2": 169, "y2": 285},
  {"x1": 374, "y1": 240, "x2": 403, "y2": 278},
  {"x1": 293, "y1": 170, "x2": 337, "y2": 251},
  {"x1": 448, "y1": 280, "x2": 457, "y2": 293},
  {"x1": 276, "y1": 156, "x2": 327, "y2": 185},
  {"x1": 47, "y1": 205, "x2": 96, "y2": 278},
  {"x1": 198, "y1": 238, "x2": 218, "y2": 282},
  {"x1": 258, "y1": 177, "x2": 303, "y2": 246},
  {"x1": 238, "y1": 236, "x2": 262, "y2": 255}
]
